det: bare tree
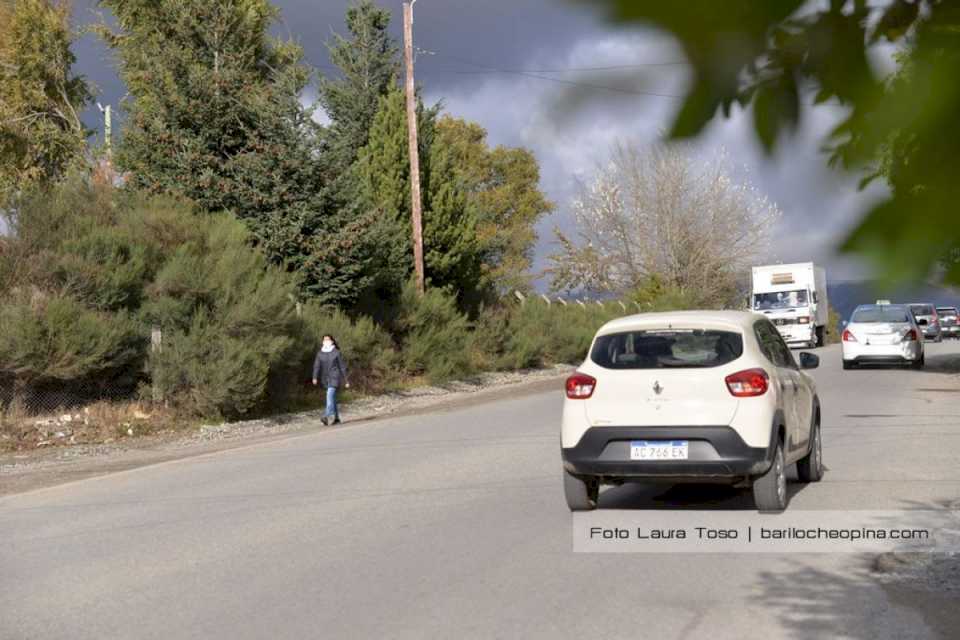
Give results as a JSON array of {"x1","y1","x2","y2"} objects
[{"x1": 549, "y1": 143, "x2": 780, "y2": 307}]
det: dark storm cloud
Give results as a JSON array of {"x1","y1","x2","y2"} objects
[{"x1": 67, "y1": 1, "x2": 880, "y2": 284}]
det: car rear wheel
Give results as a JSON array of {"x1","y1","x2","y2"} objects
[
  {"x1": 564, "y1": 469, "x2": 599, "y2": 511},
  {"x1": 842, "y1": 360, "x2": 856, "y2": 370},
  {"x1": 753, "y1": 442, "x2": 787, "y2": 513},
  {"x1": 796, "y1": 422, "x2": 824, "y2": 482},
  {"x1": 912, "y1": 354, "x2": 925, "y2": 370}
]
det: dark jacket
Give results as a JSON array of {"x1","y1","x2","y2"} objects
[{"x1": 313, "y1": 348, "x2": 348, "y2": 388}]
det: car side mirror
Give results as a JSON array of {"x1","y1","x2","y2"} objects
[
  {"x1": 799, "y1": 352, "x2": 820, "y2": 370},
  {"x1": 917, "y1": 318, "x2": 929, "y2": 326}
]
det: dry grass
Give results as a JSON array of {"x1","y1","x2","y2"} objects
[{"x1": 0, "y1": 399, "x2": 190, "y2": 452}]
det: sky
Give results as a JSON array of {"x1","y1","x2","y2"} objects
[{"x1": 68, "y1": 0, "x2": 894, "y2": 286}]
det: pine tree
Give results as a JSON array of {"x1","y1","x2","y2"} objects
[
  {"x1": 0, "y1": 0, "x2": 91, "y2": 201},
  {"x1": 319, "y1": 0, "x2": 400, "y2": 177},
  {"x1": 97, "y1": 0, "x2": 324, "y2": 268},
  {"x1": 353, "y1": 89, "x2": 420, "y2": 303},
  {"x1": 355, "y1": 89, "x2": 486, "y2": 306}
]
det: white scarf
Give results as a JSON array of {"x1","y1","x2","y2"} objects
[{"x1": 321, "y1": 344, "x2": 335, "y2": 353}]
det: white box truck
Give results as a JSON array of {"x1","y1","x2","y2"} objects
[{"x1": 751, "y1": 263, "x2": 828, "y2": 348}]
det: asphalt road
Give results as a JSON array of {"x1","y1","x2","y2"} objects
[{"x1": 3, "y1": 342, "x2": 960, "y2": 639}]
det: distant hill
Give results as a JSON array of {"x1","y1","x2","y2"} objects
[{"x1": 828, "y1": 280, "x2": 960, "y2": 321}]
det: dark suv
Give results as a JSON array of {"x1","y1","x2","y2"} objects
[
  {"x1": 909, "y1": 304, "x2": 942, "y2": 342},
  {"x1": 936, "y1": 306, "x2": 959, "y2": 339}
]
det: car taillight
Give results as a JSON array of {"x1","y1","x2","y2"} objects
[
  {"x1": 725, "y1": 368, "x2": 769, "y2": 397},
  {"x1": 904, "y1": 329, "x2": 918, "y2": 341},
  {"x1": 842, "y1": 329, "x2": 857, "y2": 342},
  {"x1": 798, "y1": 316, "x2": 811, "y2": 324},
  {"x1": 565, "y1": 374, "x2": 596, "y2": 399}
]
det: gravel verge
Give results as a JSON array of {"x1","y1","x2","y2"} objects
[{"x1": 0, "y1": 364, "x2": 573, "y2": 496}]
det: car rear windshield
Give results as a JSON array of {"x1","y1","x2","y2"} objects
[
  {"x1": 590, "y1": 329, "x2": 743, "y2": 369},
  {"x1": 851, "y1": 306, "x2": 911, "y2": 323},
  {"x1": 911, "y1": 304, "x2": 935, "y2": 315},
  {"x1": 937, "y1": 307, "x2": 957, "y2": 317}
]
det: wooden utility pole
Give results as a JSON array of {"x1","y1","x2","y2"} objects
[{"x1": 403, "y1": 0, "x2": 425, "y2": 295}]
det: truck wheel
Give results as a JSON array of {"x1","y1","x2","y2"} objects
[
  {"x1": 796, "y1": 422, "x2": 823, "y2": 482},
  {"x1": 753, "y1": 442, "x2": 787, "y2": 513},
  {"x1": 912, "y1": 354, "x2": 925, "y2": 370},
  {"x1": 815, "y1": 326, "x2": 825, "y2": 347},
  {"x1": 564, "y1": 469, "x2": 599, "y2": 511}
]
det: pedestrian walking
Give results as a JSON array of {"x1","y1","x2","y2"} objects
[{"x1": 312, "y1": 334, "x2": 349, "y2": 425}]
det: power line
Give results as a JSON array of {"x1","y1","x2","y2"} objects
[
  {"x1": 422, "y1": 62, "x2": 689, "y2": 73},
  {"x1": 417, "y1": 48, "x2": 685, "y2": 99},
  {"x1": 315, "y1": 55, "x2": 687, "y2": 99}
]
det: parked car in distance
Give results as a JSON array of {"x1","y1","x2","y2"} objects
[
  {"x1": 936, "y1": 306, "x2": 959, "y2": 339},
  {"x1": 561, "y1": 311, "x2": 823, "y2": 513},
  {"x1": 842, "y1": 304, "x2": 924, "y2": 370},
  {"x1": 909, "y1": 303, "x2": 942, "y2": 342}
]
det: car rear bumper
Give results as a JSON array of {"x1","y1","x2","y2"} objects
[
  {"x1": 842, "y1": 341, "x2": 921, "y2": 363},
  {"x1": 561, "y1": 426, "x2": 773, "y2": 480}
]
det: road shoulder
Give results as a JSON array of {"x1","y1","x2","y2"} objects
[{"x1": 0, "y1": 365, "x2": 572, "y2": 497}]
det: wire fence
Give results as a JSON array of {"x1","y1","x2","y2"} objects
[{"x1": 0, "y1": 376, "x2": 140, "y2": 417}]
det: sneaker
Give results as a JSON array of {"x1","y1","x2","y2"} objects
[
  {"x1": 320, "y1": 417, "x2": 328, "y2": 426},
  {"x1": 332, "y1": 418, "x2": 341, "y2": 425}
]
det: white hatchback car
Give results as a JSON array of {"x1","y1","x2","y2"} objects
[
  {"x1": 841, "y1": 304, "x2": 924, "y2": 370},
  {"x1": 561, "y1": 311, "x2": 823, "y2": 513}
]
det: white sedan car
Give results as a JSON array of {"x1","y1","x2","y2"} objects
[
  {"x1": 561, "y1": 311, "x2": 823, "y2": 513},
  {"x1": 841, "y1": 304, "x2": 924, "y2": 370}
]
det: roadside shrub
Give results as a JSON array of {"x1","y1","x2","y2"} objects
[
  {"x1": 149, "y1": 312, "x2": 283, "y2": 417},
  {"x1": 496, "y1": 300, "x2": 555, "y2": 369},
  {"x1": 825, "y1": 304, "x2": 843, "y2": 344},
  {"x1": 54, "y1": 229, "x2": 150, "y2": 312},
  {"x1": 490, "y1": 300, "x2": 620, "y2": 369},
  {"x1": 468, "y1": 303, "x2": 512, "y2": 371},
  {"x1": 143, "y1": 214, "x2": 300, "y2": 418},
  {"x1": 0, "y1": 290, "x2": 146, "y2": 407},
  {"x1": 397, "y1": 280, "x2": 473, "y2": 383}
]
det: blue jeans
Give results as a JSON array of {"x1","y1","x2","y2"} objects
[{"x1": 324, "y1": 386, "x2": 339, "y2": 420}]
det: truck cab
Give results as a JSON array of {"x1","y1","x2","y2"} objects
[{"x1": 751, "y1": 263, "x2": 828, "y2": 348}]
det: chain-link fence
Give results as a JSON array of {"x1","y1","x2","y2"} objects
[{"x1": 0, "y1": 375, "x2": 140, "y2": 417}]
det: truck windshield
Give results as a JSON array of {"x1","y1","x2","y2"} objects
[{"x1": 753, "y1": 290, "x2": 808, "y2": 311}]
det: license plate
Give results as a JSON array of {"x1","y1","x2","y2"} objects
[{"x1": 630, "y1": 440, "x2": 689, "y2": 460}]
